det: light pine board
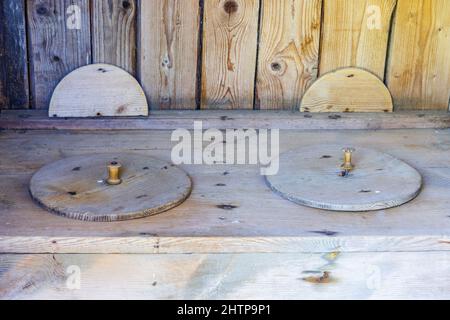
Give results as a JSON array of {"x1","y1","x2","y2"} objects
[
  {"x1": 48, "y1": 64, "x2": 148, "y2": 117},
  {"x1": 1, "y1": 252, "x2": 449, "y2": 300},
  {"x1": 27, "y1": 0, "x2": 91, "y2": 109},
  {"x1": 139, "y1": 0, "x2": 200, "y2": 110},
  {"x1": 386, "y1": 0, "x2": 450, "y2": 111},
  {"x1": 300, "y1": 68, "x2": 394, "y2": 113},
  {"x1": 0, "y1": 129, "x2": 450, "y2": 254},
  {"x1": 0, "y1": 0, "x2": 29, "y2": 109},
  {"x1": 266, "y1": 145, "x2": 422, "y2": 212},
  {"x1": 201, "y1": 0, "x2": 260, "y2": 109},
  {"x1": 92, "y1": 0, "x2": 137, "y2": 75},
  {"x1": 255, "y1": 0, "x2": 322, "y2": 110},
  {"x1": 29, "y1": 154, "x2": 192, "y2": 222},
  {"x1": 319, "y1": 0, "x2": 397, "y2": 79},
  {"x1": 2, "y1": 110, "x2": 450, "y2": 130}
]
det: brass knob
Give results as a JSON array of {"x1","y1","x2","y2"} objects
[
  {"x1": 341, "y1": 148, "x2": 355, "y2": 176},
  {"x1": 107, "y1": 161, "x2": 122, "y2": 185}
]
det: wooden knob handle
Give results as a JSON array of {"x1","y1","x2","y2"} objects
[{"x1": 107, "y1": 161, "x2": 122, "y2": 185}]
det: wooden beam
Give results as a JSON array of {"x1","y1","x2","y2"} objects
[
  {"x1": 92, "y1": 0, "x2": 137, "y2": 75},
  {"x1": 386, "y1": 0, "x2": 450, "y2": 110},
  {"x1": 201, "y1": 0, "x2": 260, "y2": 109},
  {"x1": 1, "y1": 252, "x2": 450, "y2": 299},
  {"x1": 255, "y1": 0, "x2": 322, "y2": 110},
  {"x1": 138, "y1": 0, "x2": 200, "y2": 110},
  {"x1": 1, "y1": 110, "x2": 450, "y2": 130},
  {"x1": 0, "y1": 0, "x2": 29, "y2": 109},
  {"x1": 27, "y1": 0, "x2": 91, "y2": 109}
]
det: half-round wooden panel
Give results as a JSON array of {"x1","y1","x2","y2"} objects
[
  {"x1": 265, "y1": 145, "x2": 422, "y2": 212},
  {"x1": 49, "y1": 64, "x2": 148, "y2": 117},
  {"x1": 30, "y1": 154, "x2": 192, "y2": 222},
  {"x1": 300, "y1": 68, "x2": 393, "y2": 113}
]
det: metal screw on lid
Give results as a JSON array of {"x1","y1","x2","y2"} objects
[{"x1": 107, "y1": 161, "x2": 122, "y2": 185}]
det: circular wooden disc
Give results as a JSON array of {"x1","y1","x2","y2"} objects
[
  {"x1": 30, "y1": 154, "x2": 192, "y2": 222},
  {"x1": 265, "y1": 145, "x2": 422, "y2": 212}
]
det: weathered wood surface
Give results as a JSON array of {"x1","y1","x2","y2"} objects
[
  {"x1": 48, "y1": 64, "x2": 148, "y2": 117},
  {"x1": 319, "y1": 0, "x2": 397, "y2": 79},
  {"x1": 30, "y1": 154, "x2": 192, "y2": 222},
  {"x1": 201, "y1": 0, "x2": 260, "y2": 109},
  {"x1": 92, "y1": 0, "x2": 137, "y2": 74},
  {"x1": 266, "y1": 145, "x2": 422, "y2": 212},
  {"x1": 139, "y1": 0, "x2": 200, "y2": 110},
  {"x1": 2, "y1": 110, "x2": 450, "y2": 130},
  {"x1": 27, "y1": 0, "x2": 91, "y2": 109},
  {"x1": 0, "y1": 0, "x2": 29, "y2": 109},
  {"x1": 300, "y1": 68, "x2": 393, "y2": 113},
  {"x1": 1, "y1": 252, "x2": 449, "y2": 299},
  {"x1": 386, "y1": 0, "x2": 450, "y2": 111},
  {"x1": 0, "y1": 129, "x2": 449, "y2": 254},
  {"x1": 255, "y1": 0, "x2": 322, "y2": 110}
]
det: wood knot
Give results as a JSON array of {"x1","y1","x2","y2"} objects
[
  {"x1": 36, "y1": 6, "x2": 49, "y2": 15},
  {"x1": 122, "y1": 1, "x2": 131, "y2": 9},
  {"x1": 223, "y1": 1, "x2": 238, "y2": 14},
  {"x1": 271, "y1": 62, "x2": 282, "y2": 72}
]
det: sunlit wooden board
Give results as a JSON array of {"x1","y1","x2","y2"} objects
[
  {"x1": 29, "y1": 154, "x2": 192, "y2": 222},
  {"x1": 300, "y1": 68, "x2": 393, "y2": 113},
  {"x1": 49, "y1": 64, "x2": 148, "y2": 117}
]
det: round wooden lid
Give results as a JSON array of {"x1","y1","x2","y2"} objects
[
  {"x1": 265, "y1": 145, "x2": 422, "y2": 212},
  {"x1": 30, "y1": 154, "x2": 192, "y2": 222}
]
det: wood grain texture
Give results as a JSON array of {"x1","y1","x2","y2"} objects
[
  {"x1": 256, "y1": 0, "x2": 322, "y2": 110},
  {"x1": 300, "y1": 68, "x2": 394, "y2": 112},
  {"x1": 29, "y1": 154, "x2": 192, "y2": 222},
  {"x1": 1, "y1": 110, "x2": 450, "y2": 130},
  {"x1": 201, "y1": 0, "x2": 260, "y2": 109},
  {"x1": 92, "y1": 0, "x2": 137, "y2": 74},
  {"x1": 319, "y1": 0, "x2": 397, "y2": 79},
  {"x1": 266, "y1": 145, "x2": 422, "y2": 212},
  {"x1": 139, "y1": 0, "x2": 200, "y2": 110},
  {"x1": 0, "y1": 129, "x2": 449, "y2": 254},
  {"x1": 1, "y1": 252, "x2": 450, "y2": 299},
  {"x1": 48, "y1": 64, "x2": 148, "y2": 117},
  {"x1": 386, "y1": 0, "x2": 450, "y2": 110},
  {"x1": 27, "y1": 0, "x2": 91, "y2": 109},
  {"x1": 0, "y1": 0, "x2": 29, "y2": 109}
]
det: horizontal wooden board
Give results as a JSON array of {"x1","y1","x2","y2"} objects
[
  {"x1": 1, "y1": 110, "x2": 450, "y2": 130},
  {"x1": 1, "y1": 252, "x2": 449, "y2": 299},
  {"x1": 0, "y1": 129, "x2": 449, "y2": 254}
]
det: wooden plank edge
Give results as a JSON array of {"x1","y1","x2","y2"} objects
[
  {"x1": 1, "y1": 110, "x2": 450, "y2": 130},
  {"x1": 0, "y1": 235, "x2": 449, "y2": 254}
]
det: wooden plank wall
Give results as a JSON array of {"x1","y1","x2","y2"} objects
[{"x1": 0, "y1": 0, "x2": 449, "y2": 111}]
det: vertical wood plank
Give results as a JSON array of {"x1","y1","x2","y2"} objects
[
  {"x1": 319, "y1": 0, "x2": 397, "y2": 79},
  {"x1": 256, "y1": 0, "x2": 322, "y2": 110},
  {"x1": 92, "y1": 0, "x2": 136, "y2": 75},
  {"x1": 201, "y1": 0, "x2": 260, "y2": 109},
  {"x1": 27, "y1": 0, "x2": 91, "y2": 109},
  {"x1": 0, "y1": 0, "x2": 29, "y2": 109},
  {"x1": 386, "y1": 0, "x2": 450, "y2": 110},
  {"x1": 139, "y1": 0, "x2": 200, "y2": 110}
]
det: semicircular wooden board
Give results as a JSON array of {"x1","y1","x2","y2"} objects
[
  {"x1": 265, "y1": 145, "x2": 422, "y2": 212},
  {"x1": 49, "y1": 64, "x2": 148, "y2": 117},
  {"x1": 300, "y1": 68, "x2": 393, "y2": 113},
  {"x1": 29, "y1": 154, "x2": 192, "y2": 222}
]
